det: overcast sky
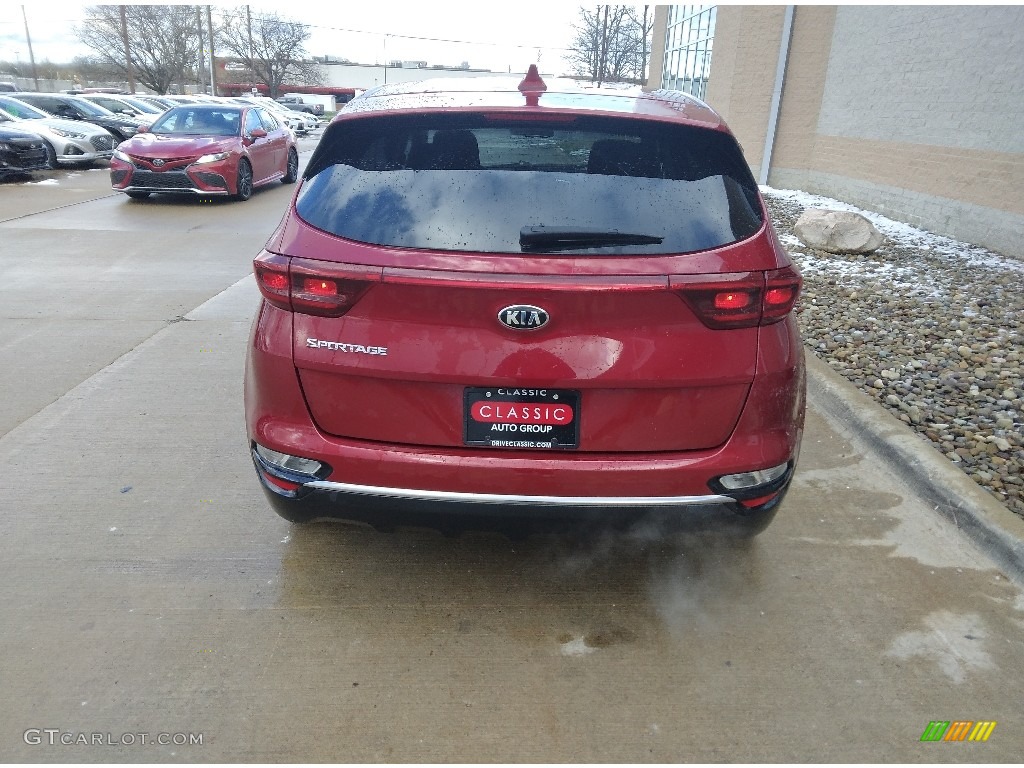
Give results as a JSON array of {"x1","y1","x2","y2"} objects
[{"x1": 0, "y1": 2, "x2": 586, "y2": 74}]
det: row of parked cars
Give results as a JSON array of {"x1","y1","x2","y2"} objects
[{"x1": 0, "y1": 90, "x2": 320, "y2": 179}]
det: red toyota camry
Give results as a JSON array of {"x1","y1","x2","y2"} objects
[
  {"x1": 245, "y1": 68, "x2": 805, "y2": 537},
  {"x1": 110, "y1": 104, "x2": 298, "y2": 200}
]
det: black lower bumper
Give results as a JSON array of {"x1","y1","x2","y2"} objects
[{"x1": 255, "y1": 470, "x2": 786, "y2": 538}]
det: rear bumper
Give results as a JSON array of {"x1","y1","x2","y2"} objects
[{"x1": 252, "y1": 450, "x2": 788, "y2": 534}]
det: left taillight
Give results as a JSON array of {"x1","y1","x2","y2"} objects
[
  {"x1": 253, "y1": 252, "x2": 380, "y2": 317},
  {"x1": 254, "y1": 252, "x2": 291, "y2": 311}
]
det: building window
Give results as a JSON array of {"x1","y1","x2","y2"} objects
[{"x1": 662, "y1": 5, "x2": 716, "y2": 100}]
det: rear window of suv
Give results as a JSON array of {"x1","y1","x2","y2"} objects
[{"x1": 296, "y1": 113, "x2": 763, "y2": 255}]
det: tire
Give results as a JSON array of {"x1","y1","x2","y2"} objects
[
  {"x1": 235, "y1": 159, "x2": 253, "y2": 201},
  {"x1": 282, "y1": 148, "x2": 299, "y2": 184},
  {"x1": 42, "y1": 140, "x2": 57, "y2": 169},
  {"x1": 125, "y1": 191, "x2": 150, "y2": 200}
]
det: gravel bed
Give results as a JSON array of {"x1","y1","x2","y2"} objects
[{"x1": 762, "y1": 186, "x2": 1024, "y2": 519}]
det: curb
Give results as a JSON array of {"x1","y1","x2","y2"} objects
[{"x1": 804, "y1": 351, "x2": 1024, "y2": 585}]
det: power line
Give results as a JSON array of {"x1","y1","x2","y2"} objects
[{"x1": 236, "y1": 11, "x2": 576, "y2": 53}]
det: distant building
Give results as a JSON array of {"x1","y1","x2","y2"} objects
[
  {"x1": 214, "y1": 57, "x2": 539, "y2": 99},
  {"x1": 648, "y1": 5, "x2": 1024, "y2": 257},
  {"x1": 316, "y1": 60, "x2": 531, "y2": 91}
]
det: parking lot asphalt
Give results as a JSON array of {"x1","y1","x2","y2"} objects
[{"x1": 1, "y1": 153, "x2": 1023, "y2": 762}]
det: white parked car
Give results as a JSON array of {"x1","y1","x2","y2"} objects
[
  {"x1": 232, "y1": 96, "x2": 308, "y2": 135},
  {"x1": 0, "y1": 95, "x2": 116, "y2": 167},
  {"x1": 285, "y1": 109, "x2": 319, "y2": 133}
]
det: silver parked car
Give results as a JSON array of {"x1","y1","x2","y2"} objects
[
  {"x1": 0, "y1": 95, "x2": 115, "y2": 167},
  {"x1": 79, "y1": 93, "x2": 164, "y2": 118}
]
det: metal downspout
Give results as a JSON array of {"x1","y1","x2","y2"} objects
[{"x1": 759, "y1": 5, "x2": 795, "y2": 186}]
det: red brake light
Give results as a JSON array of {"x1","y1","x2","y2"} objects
[
  {"x1": 254, "y1": 252, "x2": 381, "y2": 318},
  {"x1": 263, "y1": 273, "x2": 288, "y2": 292},
  {"x1": 303, "y1": 278, "x2": 337, "y2": 297},
  {"x1": 714, "y1": 291, "x2": 753, "y2": 310}
]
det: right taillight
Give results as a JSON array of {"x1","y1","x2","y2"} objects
[
  {"x1": 672, "y1": 266, "x2": 801, "y2": 329},
  {"x1": 761, "y1": 265, "x2": 802, "y2": 324},
  {"x1": 253, "y1": 252, "x2": 380, "y2": 317}
]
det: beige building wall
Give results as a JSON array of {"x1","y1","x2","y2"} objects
[
  {"x1": 703, "y1": 5, "x2": 786, "y2": 173},
  {"x1": 693, "y1": 5, "x2": 1024, "y2": 258},
  {"x1": 645, "y1": 5, "x2": 670, "y2": 91}
]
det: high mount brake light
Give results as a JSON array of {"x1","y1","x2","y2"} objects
[
  {"x1": 253, "y1": 252, "x2": 380, "y2": 317},
  {"x1": 672, "y1": 266, "x2": 801, "y2": 329}
]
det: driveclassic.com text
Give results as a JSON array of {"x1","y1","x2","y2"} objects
[{"x1": 23, "y1": 729, "x2": 203, "y2": 747}]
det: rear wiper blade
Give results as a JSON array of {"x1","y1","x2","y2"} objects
[{"x1": 520, "y1": 225, "x2": 664, "y2": 252}]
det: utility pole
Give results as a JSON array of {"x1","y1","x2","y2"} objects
[
  {"x1": 196, "y1": 6, "x2": 205, "y2": 94},
  {"x1": 207, "y1": 5, "x2": 217, "y2": 96},
  {"x1": 246, "y1": 5, "x2": 256, "y2": 94},
  {"x1": 119, "y1": 5, "x2": 136, "y2": 93},
  {"x1": 20, "y1": 5, "x2": 39, "y2": 91}
]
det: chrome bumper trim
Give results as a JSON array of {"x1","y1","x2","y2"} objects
[
  {"x1": 121, "y1": 185, "x2": 230, "y2": 196},
  {"x1": 303, "y1": 480, "x2": 733, "y2": 508}
]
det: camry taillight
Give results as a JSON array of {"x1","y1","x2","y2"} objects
[
  {"x1": 672, "y1": 266, "x2": 801, "y2": 329},
  {"x1": 253, "y1": 252, "x2": 380, "y2": 317}
]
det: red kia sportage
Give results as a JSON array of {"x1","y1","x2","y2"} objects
[{"x1": 245, "y1": 68, "x2": 805, "y2": 536}]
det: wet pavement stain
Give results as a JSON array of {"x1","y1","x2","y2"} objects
[
  {"x1": 886, "y1": 611, "x2": 996, "y2": 684},
  {"x1": 584, "y1": 624, "x2": 638, "y2": 648}
]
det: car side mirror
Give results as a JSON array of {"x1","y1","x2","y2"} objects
[
  {"x1": 136, "y1": 124, "x2": 150, "y2": 133},
  {"x1": 246, "y1": 128, "x2": 268, "y2": 142}
]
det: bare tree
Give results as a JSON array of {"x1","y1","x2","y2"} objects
[
  {"x1": 566, "y1": 5, "x2": 653, "y2": 85},
  {"x1": 75, "y1": 5, "x2": 201, "y2": 94},
  {"x1": 566, "y1": 7, "x2": 603, "y2": 81},
  {"x1": 626, "y1": 5, "x2": 655, "y2": 84},
  {"x1": 72, "y1": 55, "x2": 125, "y2": 86},
  {"x1": 217, "y1": 8, "x2": 322, "y2": 98}
]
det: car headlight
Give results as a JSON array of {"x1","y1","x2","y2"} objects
[
  {"x1": 193, "y1": 152, "x2": 230, "y2": 164},
  {"x1": 51, "y1": 128, "x2": 87, "y2": 139},
  {"x1": 113, "y1": 149, "x2": 131, "y2": 162},
  {"x1": 121, "y1": 126, "x2": 137, "y2": 136}
]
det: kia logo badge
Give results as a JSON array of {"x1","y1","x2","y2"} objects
[{"x1": 498, "y1": 305, "x2": 549, "y2": 330}]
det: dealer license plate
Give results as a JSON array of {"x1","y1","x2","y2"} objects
[{"x1": 464, "y1": 387, "x2": 580, "y2": 450}]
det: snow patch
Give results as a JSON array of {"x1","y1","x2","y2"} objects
[{"x1": 762, "y1": 185, "x2": 1024, "y2": 273}]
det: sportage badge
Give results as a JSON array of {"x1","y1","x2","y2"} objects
[{"x1": 498, "y1": 305, "x2": 549, "y2": 330}]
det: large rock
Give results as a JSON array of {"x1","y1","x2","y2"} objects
[{"x1": 793, "y1": 208, "x2": 884, "y2": 254}]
